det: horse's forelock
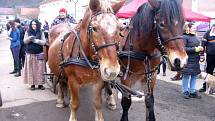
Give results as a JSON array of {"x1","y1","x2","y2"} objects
[
  {"x1": 100, "y1": 0, "x2": 113, "y2": 12},
  {"x1": 159, "y1": 0, "x2": 184, "y2": 32},
  {"x1": 89, "y1": 0, "x2": 113, "y2": 13},
  {"x1": 130, "y1": 3, "x2": 154, "y2": 37}
]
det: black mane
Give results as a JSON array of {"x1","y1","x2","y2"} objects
[{"x1": 130, "y1": 0, "x2": 184, "y2": 38}]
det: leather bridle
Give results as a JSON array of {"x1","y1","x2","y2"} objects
[{"x1": 87, "y1": 11, "x2": 118, "y2": 56}]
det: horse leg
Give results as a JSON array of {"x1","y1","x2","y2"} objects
[
  {"x1": 144, "y1": 80, "x2": 156, "y2": 121},
  {"x1": 56, "y1": 80, "x2": 65, "y2": 108},
  {"x1": 104, "y1": 82, "x2": 117, "y2": 110},
  {"x1": 120, "y1": 79, "x2": 132, "y2": 121},
  {"x1": 120, "y1": 95, "x2": 131, "y2": 121},
  {"x1": 94, "y1": 81, "x2": 105, "y2": 121},
  {"x1": 68, "y1": 78, "x2": 80, "y2": 121}
]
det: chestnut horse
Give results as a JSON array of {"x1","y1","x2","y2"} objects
[
  {"x1": 48, "y1": 0, "x2": 125, "y2": 121},
  {"x1": 117, "y1": 0, "x2": 188, "y2": 121}
]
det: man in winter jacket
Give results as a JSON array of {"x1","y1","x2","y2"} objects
[
  {"x1": 15, "y1": 18, "x2": 26, "y2": 69},
  {"x1": 199, "y1": 24, "x2": 215, "y2": 92},
  {"x1": 51, "y1": 8, "x2": 77, "y2": 27}
]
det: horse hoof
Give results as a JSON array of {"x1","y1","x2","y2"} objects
[
  {"x1": 106, "y1": 94, "x2": 117, "y2": 110},
  {"x1": 56, "y1": 103, "x2": 65, "y2": 108},
  {"x1": 107, "y1": 103, "x2": 117, "y2": 110}
]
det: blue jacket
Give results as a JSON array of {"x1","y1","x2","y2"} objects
[
  {"x1": 182, "y1": 34, "x2": 201, "y2": 75},
  {"x1": 9, "y1": 28, "x2": 20, "y2": 48}
]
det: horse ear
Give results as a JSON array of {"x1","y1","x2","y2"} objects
[
  {"x1": 111, "y1": 0, "x2": 125, "y2": 14},
  {"x1": 89, "y1": 0, "x2": 101, "y2": 12},
  {"x1": 148, "y1": 0, "x2": 160, "y2": 10}
]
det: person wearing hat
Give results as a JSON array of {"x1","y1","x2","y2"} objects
[
  {"x1": 51, "y1": 8, "x2": 77, "y2": 27},
  {"x1": 181, "y1": 22, "x2": 203, "y2": 99}
]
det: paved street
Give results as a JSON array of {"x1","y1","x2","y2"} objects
[{"x1": 0, "y1": 30, "x2": 215, "y2": 121}]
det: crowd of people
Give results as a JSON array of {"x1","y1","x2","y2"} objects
[{"x1": 6, "y1": 8, "x2": 76, "y2": 90}]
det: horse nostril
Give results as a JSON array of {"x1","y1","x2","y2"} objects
[
  {"x1": 174, "y1": 58, "x2": 181, "y2": 70},
  {"x1": 104, "y1": 68, "x2": 108, "y2": 75},
  {"x1": 110, "y1": 72, "x2": 117, "y2": 78},
  {"x1": 104, "y1": 68, "x2": 117, "y2": 78}
]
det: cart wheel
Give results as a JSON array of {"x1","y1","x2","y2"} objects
[{"x1": 0, "y1": 91, "x2": 2, "y2": 107}]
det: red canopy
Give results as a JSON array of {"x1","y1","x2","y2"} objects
[
  {"x1": 184, "y1": 9, "x2": 210, "y2": 22},
  {"x1": 116, "y1": 0, "x2": 211, "y2": 22},
  {"x1": 116, "y1": 0, "x2": 148, "y2": 18}
]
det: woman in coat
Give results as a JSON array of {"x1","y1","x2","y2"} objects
[
  {"x1": 182, "y1": 22, "x2": 203, "y2": 99},
  {"x1": 23, "y1": 19, "x2": 47, "y2": 90}
]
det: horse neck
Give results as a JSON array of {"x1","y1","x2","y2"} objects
[
  {"x1": 79, "y1": 13, "x2": 94, "y2": 58},
  {"x1": 127, "y1": 31, "x2": 158, "y2": 53}
]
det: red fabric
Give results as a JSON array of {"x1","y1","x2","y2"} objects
[
  {"x1": 116, "y1": 0, "x2": 211, "y2": 22},
  {"x1": 184, "y1": 9, "x2": 210, "y2": 22},
  {"x1": 59, "y1": 8, "x2": 67, "y2": 14},
  {"x1": 116, "y1": 0, "x2": 148, "y2": 18}
]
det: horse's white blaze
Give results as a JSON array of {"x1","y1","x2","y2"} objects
[{"x1": 98, "y1": 14, "x2": 117, "y2": 35}]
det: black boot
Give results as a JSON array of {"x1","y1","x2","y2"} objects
[
  {"x1": 9, "y1": 70, "x2": 17, "y2": 74},
  {"x1": 38, "y1": 85, "x2": 45, "y2": 90},
  {"x1": 199, "y1": 82, "x2": 206, "y2": 92},
  {"x1": 14, "y1": 70, "x2": 21, "y2": 77}
]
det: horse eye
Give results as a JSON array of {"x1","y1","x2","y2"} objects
[{"x1": 92, "y1": 27, "x2": 97, "y2": 32}]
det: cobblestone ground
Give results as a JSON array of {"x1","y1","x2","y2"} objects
[{"x1": 0, "y1": 31, "x2": 214, "y2": 121}]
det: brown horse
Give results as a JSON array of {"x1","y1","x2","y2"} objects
[
  {"x1": 48, "y1": 0, "x2": 125, "y2": 121},
  {"x1": 117, "y1": 0, "x2": 188, "y2": 121}
]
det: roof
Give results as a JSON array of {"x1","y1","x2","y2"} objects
[
  {"x1": 0, "y1": 8, "x2": 16, "y2": 15},
  {"x1": 20, "y1": 8, "x2": 40, "y2": 19},
  {"x1": 40, "y1": 0, "x2": 62, "y2": 5}
]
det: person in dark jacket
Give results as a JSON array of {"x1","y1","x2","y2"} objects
[
  {"x1": 23, "y1": 19, "x2": 47, "y2": 90},
  {"x1": 8, "y1": 21, "x2": 21, "y2": 77},
  {"x1": 51, "y1": 8, "x2": 76, "y2": 27},
  {"x1": 182, "y1": 22, "x2": 203, "y2": 99},
  {"x1": 42, "y1": 20, "x2": 49, "y2": 40},
  {"x1": 199, "y1": 24, "x2": 215, "y2": 92},
  {"x1": 14, "y1": 18, "x2": 26, "y2": 69}
]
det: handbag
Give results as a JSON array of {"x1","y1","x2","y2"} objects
[{"x1": 36, "y1": 53, "x2": 45, "y2": 60}]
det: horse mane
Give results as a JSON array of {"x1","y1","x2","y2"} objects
[{"x1": 130, "y1": 0, "x2": 184, "y2": 38}]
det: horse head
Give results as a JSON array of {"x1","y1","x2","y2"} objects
[
  {"x1": 148, "y1": 0, "x2": 188, "y2": 71},
  {"x1": 86, "y1": 0, "x2": 125, "y2": 80}
]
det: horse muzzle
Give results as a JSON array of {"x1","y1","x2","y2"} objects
[
  {"x1": 168, "y1": 53, "x2": 188, "y2": 71},
  {"x1": 100, "y1": 63, "x2": 120, "y2": 81}
]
